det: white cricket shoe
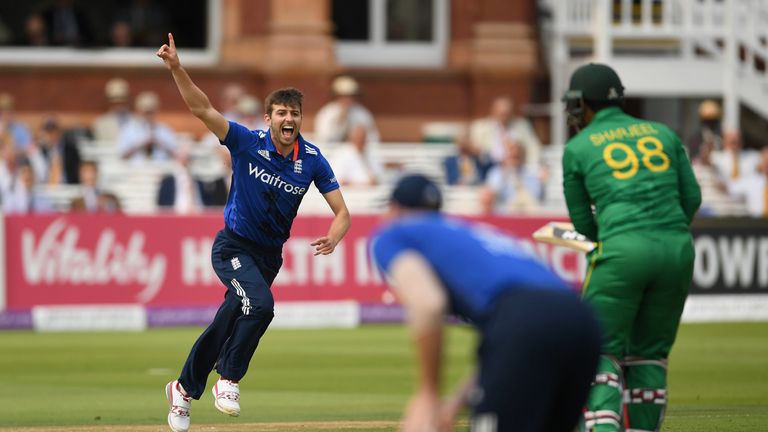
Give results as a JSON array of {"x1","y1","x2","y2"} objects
[
  {"x1": 165, "y1": 380, "x2": 191, "y2": 432},
  {"x1": 212, "y1": 378, "x2": 241, "y2": 417}
]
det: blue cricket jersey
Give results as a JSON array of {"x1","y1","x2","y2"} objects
[
  {"x1": 221, "y1": 121, "x2": 339, "y2": 249},
  {"x1": 371, "y1": 213, "x2": 569, "y2": 324}
]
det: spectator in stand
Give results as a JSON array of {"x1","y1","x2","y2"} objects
[
  {"x1": 330, "y1": 125, "x2": 385, "y2": 186},
  {"x1": 687, "y1": 129, "x2": 722, "y2": 217},
  {"x1": 0, "y1": 16, "x2": 12, "y2": 45},
  {"x1": 157, "y1": 143, "x2": 228, "y2": 214},
  {"x1": 20, "y1": 14, "x2": 49, "y2": 46},
  {"x1": 28, "y1": 116, "x2": 81, "y2": 185},
  {"x1": 727, "y1": 147, "x2": 768, "y2": 217},
  {"x1": 116, "y1": 0, "x2": 169, "y2": 46},
  {"x1": 201, "y1": 92, "x2": 265, "y2": 179},
  {"x1": 219, "y1": 83, "x2": 246, "y2": 121},
  {"x1": 314, "y1": 75, "x2": 381, "y2": 148},
  {"x1": 471, "y1": 95, "x2": 542, "y2": 168},
  {"x1": 0, "y1": 134, "x2": 16, "y2": 193},
  {"x1": 110, "y1": 21, "x2": 136, "y2": 48},
  {"x1": 92, "y1": 78, "x2": 136, "y2": 142},
  {"x1": 480, "y1": 139, "x2": 543, "y2": 214},
  {"x1": 0, "y1": 93, "x2": 33, "y2": 154},
  {"x1": 1, "y1": 156, "x2": 53, "y2": 214},
  {"x1": 41, "y1": 0, "x2": 94, "y2": 47},
  {"x1": 710, "y1": 129, "x2": 759, "y2": 185},
  {"x1": 686, "y1": 99, "x2": 722, "y2": 162},
  {"x1": 69, "y1": 160, "x2": 122, "y2": 213},
  {"x1": 443, "y1": 130, "x2": 493, "y2": 186},
  {"x1": 118, "y1": 90, "x2": 177, "y2": 163},
  {"x1": 237, "y1": 95, "x2": 267, "y2": 131},
  {"x1": 98, "y1": 192, "x2": 123, "y2": 213},
  {"x1": 200, "y1": 91, "x2": 265, "y2": 193}
]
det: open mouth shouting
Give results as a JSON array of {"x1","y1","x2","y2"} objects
[{"x1": 280, "y1": 125, "x2": 295, "y2": 141}]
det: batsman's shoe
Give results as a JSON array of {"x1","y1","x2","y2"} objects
[
  {"x1": 212, "y1": 378, "x2": 241, "y2": 417},
  {"x1": 165, "y1": 380, "x2": 191, "y2": 432}
]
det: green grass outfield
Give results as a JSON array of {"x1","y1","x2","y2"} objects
[{"x1": 0, "y1": 322, "x2": 766, "y2": 431}]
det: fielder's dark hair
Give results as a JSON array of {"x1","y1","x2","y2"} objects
[
  {"x1": 390, "y1": 174, "x2": 443, "y2": 211},
  {"x1": 264, "y1": 87, "x2": 304, "y2": 116}
]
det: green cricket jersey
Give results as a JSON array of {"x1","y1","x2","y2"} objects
[{"x1": 562, "y1": 106, "x2": 702, "y2": 242}]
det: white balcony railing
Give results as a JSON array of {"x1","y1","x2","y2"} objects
[{"x1": 542, "y1": 0, "x2": 768, "y2": 146}]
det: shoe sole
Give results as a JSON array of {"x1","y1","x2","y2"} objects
[
  {"x1": 212, "y1": 386, "x2": 240, "y2": 417},
  {"x1": 166, "y1": 382, "x2": 189, "y2": 432}
]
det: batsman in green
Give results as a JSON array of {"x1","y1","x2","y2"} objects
[{"x1": 561, "y1": 63, "x2": 701, "y2": 432}]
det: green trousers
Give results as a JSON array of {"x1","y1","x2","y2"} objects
[{"x1": 581, "y1": 230, "x2": 694, "y2": 432}]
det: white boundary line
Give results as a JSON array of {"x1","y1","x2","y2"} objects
[{"x1": 682, "y1": 294, "x2": 768, "y2": 322}]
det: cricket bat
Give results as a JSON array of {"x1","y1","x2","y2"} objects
[{"x1": 532, "y1": 222, "x2": 595, "y2": 253}]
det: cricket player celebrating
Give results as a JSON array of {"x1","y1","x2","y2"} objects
[
  {"x1": 157, "y1": 34, "x2": 351, "y2": 432},
  {"x1": 561, "y1": 63, "x2": 702, "y2": 431}
]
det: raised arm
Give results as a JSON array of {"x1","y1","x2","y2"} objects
[{"x1": 157, "y1": 33, "x2": 229, "y2": 140}]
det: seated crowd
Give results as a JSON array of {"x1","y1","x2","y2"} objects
[{"x1": 0, "y1": 77, "x2": 761, "y2": 218}]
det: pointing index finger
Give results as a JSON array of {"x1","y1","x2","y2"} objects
[{"x1": 168, "y1": 33, "x2": 175, "y2": 49}]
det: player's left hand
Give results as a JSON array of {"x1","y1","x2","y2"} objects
[{"x1": 311, "y1": 236, "x2": 338, "y2": 256}]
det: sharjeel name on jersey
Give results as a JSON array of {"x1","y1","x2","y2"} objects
[{"x1": 588, "y1": 122, "x2": 660, "y2": 146}]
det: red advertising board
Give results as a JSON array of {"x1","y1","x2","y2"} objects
[{"x1": 4, "y1": 214, "x2": 584, "y2": 309}]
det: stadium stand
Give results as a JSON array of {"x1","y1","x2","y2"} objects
[{"x1": 33, "y1": 134, "x2": 751, "y2": 217}]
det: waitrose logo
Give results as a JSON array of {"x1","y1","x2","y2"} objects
[{"x1": 249, "y1": 163, "x2": 307, "y2": 195}]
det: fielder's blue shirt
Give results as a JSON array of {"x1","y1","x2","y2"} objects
[
  {"x1": 221, "y1": 121, "x2": 339, "y2": 249},
  {"x1": 371, "y1": 213, "x2": 569, "y2": 323}
]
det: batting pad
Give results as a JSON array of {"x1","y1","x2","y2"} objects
[
  {"x1": 583, "y1": 355, "x2": 623, "y2": 431},
  {"x1": 624, "y1": 358, "x2": 667, "y2": 432}
]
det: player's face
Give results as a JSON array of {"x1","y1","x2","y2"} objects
[{"x1": 266, "y1": 104, "x2": 302, "y2": 147}]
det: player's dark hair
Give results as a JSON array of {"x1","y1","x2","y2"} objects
[
  {"x1": 391, "y1": 174, "x2": 443, "y2": 211},
  {"x1": 265, "y1": 87, "x2": 303, "y2": 116}
]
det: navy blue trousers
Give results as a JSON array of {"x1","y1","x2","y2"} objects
[
  {"x1": 179, "y1": 228, "x2": 282, "y2": 399},
  {"x1": 472, "y1": 288, "x2": 601, "y2": 432}
]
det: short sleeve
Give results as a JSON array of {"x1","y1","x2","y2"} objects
[
  {"x1": 314, "y1": 155, "x2": 340, "y2": 194},
  {"x1": 221, "y1": 121, "x2": 254, "y2": 155},
  {"x1": 370, "y1": 227, "x2": 409, "y2": 276}
]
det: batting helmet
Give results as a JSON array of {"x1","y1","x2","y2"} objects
[{"x1": 563, "y1": 63, "x2": 625, "y2": 129}]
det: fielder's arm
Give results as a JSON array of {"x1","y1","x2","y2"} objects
[
  {"x1": 388, "y1": 251, "x2": 447, "y2": 432},
  {"x1": 157, "y1": 33, "x2": 229, "y2": 140}
]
